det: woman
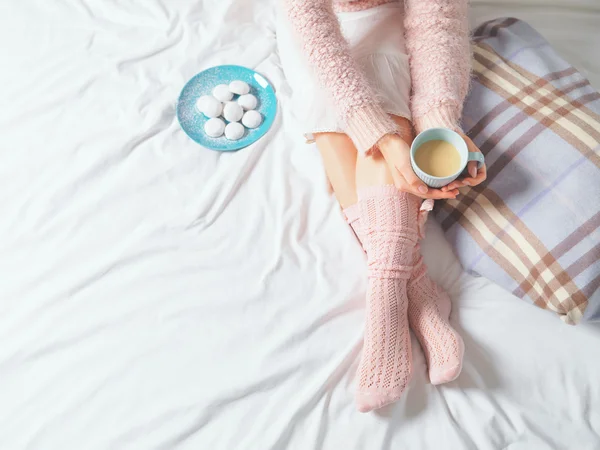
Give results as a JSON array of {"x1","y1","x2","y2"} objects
[{"x1": 277, "y1": 0, "x2": 487, "y2": 412}]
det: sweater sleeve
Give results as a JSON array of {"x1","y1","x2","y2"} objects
[
  {"x1": 283, "y1": 0, "x2": 399, "y2": 154},
  {"x1": 404, "y1": 0, "x2": 471, "y2": 134}
]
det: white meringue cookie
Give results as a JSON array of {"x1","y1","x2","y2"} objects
[
  {"x1": 225, "y1": 122, "x2": 245, "y2": 140},
  {"x1": 229, "y1": 80, "x2": 250, "y2": 95},
  {"x1": 204, "y1": 117, "x2": 226, "y2": 138},
  {"x1": 241, "y1": 110, "x2": 263, "y2": 129},
  {"x1": 196, "y1": 95, "x2": 222, "y2": 118},
  {"x1": 212, "y1": 84, "x2": 233, "y2": 102},
  {"x1": 237, "y1": 94, "x2": 258, "y2": 110},
  {"x1": 222, "y1": 101, "x2": 244, "y2": 123}
]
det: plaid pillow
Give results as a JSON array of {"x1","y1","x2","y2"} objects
[{"x1": 435, "y1": 18, "x2": 600, "y2": 324}]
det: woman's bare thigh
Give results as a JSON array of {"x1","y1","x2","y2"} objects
[{"x1": 314, "y1": 116, "x2": 414, "y2": 208}]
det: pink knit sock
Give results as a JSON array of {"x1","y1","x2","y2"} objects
[
  {"x1": 411, "y1": 199, "x2": 452, "y2": 321},
  {"x1": 345, "y1": 196, "x2": 464, "y2": 386},
  {"x1": 406, "y1": 204, "x2": 464, "y2": 385},
  {"x1": 354, "y1": 186, "x2": 419, "y2": 412},
  {"x1": 344, "y1": 199, "x2": 449, "y2": 317}
]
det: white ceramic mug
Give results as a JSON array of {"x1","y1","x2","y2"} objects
[{"x1": 410, "y1": 128, "x2": 485, "y2": 188}]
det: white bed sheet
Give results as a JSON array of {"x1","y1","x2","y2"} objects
[{"x1": 0, "y1": 0, "x2": 599, "y2": 449}]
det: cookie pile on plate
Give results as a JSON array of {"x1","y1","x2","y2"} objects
[{"x1": 195, "y1": 80, "x2": 263, "y2": 140}]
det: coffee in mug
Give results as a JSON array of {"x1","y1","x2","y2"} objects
[
  {"x1": 414, "y1": 140, "x2": 462, "y2": 178},
  {"x1": 410, "y1": 128, "x2": 485, "y2": 188}
]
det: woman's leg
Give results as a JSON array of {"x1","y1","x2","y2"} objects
[
  {"x1": 315, "y1": 116, "x2": 418, "y2": 412},
  {"x1": 314, "y1": 116, "x2": 415, "y2": 209},
  {"x1": 353, "y1": 151, "x2": 420, "y2": 412},
  {"x1": 314, "y1": 132, "x2": 358, "y2": 209},
  {"x1": 315, "y1": 120, "x2": 464, "y2": 391},
  {"x1": 314, "y1": 132, "x2": 363, "y2": 242},
  {"x1": 352, "y1": 143, "x2": 465, "y2": 387}
]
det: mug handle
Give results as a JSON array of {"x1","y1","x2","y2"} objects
[{"x1": 467, "y1": 152, "x2": 485, "y2": 169}]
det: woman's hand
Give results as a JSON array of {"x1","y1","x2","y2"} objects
[
  {"x1": 377, "y1": 133, "x2": 459, "y2": 199},
  {"x1": 441, "y1": 133, "x2": 487, "y2": 192}
]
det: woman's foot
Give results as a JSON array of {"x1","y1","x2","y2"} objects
[{"x1": 407, "y1": 258, "x2": 464, "y2": 385}]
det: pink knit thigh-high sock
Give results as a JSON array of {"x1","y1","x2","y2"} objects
[
  {"x1": 406, "y1": 197, "x2": 464, "y2": 385},
  {"x1": 346, "y1": 196, "x2": 463, "y2": 385},
  {"x1": 345, "y1": 202, "x2": 451, "y2": 320},
  {"x1": 354, "y1": 186, "x2": 419, "y2": 412}
]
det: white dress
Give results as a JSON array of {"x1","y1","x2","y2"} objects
[{"x1": 276, "y1": 2, "x2": 412, "y2": 144}]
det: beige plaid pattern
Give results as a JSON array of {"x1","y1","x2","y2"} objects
[{"x1": 438, "y1": 21, "x2": 600, "y2": 324}]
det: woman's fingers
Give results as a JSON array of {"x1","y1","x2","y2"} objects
[
  {"x1": 462, "y1": 164, "x2": 487, "y2": 187},
  {"x1": 388, "y1": 157, "x2": 457, "y2": 198},
  {"x1": 398, "y1": 165, "x2": 458, "y2": 198},
  {"x1": 426, "y1": 188, "x2": 459, "y2": 199},
  {"x1": 458, "y1": 132, "x2": 488, "y2": 187},
  {"x1": 467, "y1": 161, "x2": 478, "y2": 178},
  {"x1": 441, "y1": 180, "x2": 464, "y2": 192},
  {"x1": 398, "y1": 162, "x2": 429, "y2": 195},
  {"x1": 443, "y1": 164, "x2": 486, "y2": 191},
  {"x1": 388, "y1": 164, "x2": 407, "y2": 192},
  {"x1": 379, "y1": 134, "x2": 428, "y2": 195}
]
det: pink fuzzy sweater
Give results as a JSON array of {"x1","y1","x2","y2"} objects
[{"x1": 283, "y1": 0, "x2": 471, "y2": 154}]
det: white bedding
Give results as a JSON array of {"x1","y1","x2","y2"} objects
[{"x1": 0, "y1": 1, "x2": 599, "y2": 449}]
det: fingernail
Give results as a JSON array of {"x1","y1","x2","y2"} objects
[
  {"x1": 464, "y1": 180, "x2": 471, "y2": 186},
  {"x1": 418, "y1": 185, "x2": 428, "y2": 194},
  {"x1": 469, "y1": 167, "x2": 477, "y2": 178}
]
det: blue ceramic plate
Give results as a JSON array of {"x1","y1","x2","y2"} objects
[{"x1": 177, "y1": 65, "x2": 277, "y2": 151}]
